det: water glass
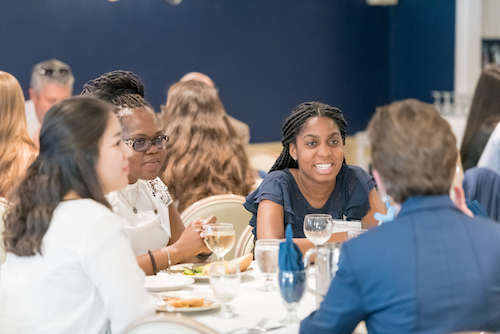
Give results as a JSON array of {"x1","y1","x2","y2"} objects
[
  {"x1": 254, "y1": 239, "x2": 281, "y2": 291},
  {"x1": 204, "y1": 223, "x2": 236, "y2": 262},
  {"x1": 303, "y1": 214, "x2": 333, "y2": 246},
  {"x1": 278, "y1": 269, "x2": 306, "y2": 324},
  {"x1": 209, "y1": 262, "x2": 241, "y2": 318}
]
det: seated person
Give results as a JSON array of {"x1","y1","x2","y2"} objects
[
  {"x1": 160, "y1": 79, "x2": 255, "y2": 213},
  {"x1": 0, "y1": 97, "x2": 155, "y2": 333},
  {"x1": 244, "y1": 101, "x2": 385, "y2": 253},
  {"x1": 300, "y1": 99, "x2": 500, "y2": 334},
  {"x1": 82, "y1": 71, "x2": 213, "y2": 275},
  {"x1": 0, "y1": 71, "x2": 37, "y2": 199}
]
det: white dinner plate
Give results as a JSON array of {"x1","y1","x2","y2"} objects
[
  {"x1": 168, "y1": 264, "x2": 254, "y2": 281},
  {"x1": 144, "y1": 274, "x2": 195, "y2": 292},
  {"x1": 154, "y1": 291, "x2": 220, "y2": 313}
]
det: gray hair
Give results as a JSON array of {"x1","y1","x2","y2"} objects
[{"x1": 30, "y1": 59, "x2": 74, "y2": 93}]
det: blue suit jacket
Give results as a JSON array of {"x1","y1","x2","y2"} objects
[{"x1": 300, "y1": 195, "x2": 500, "y2": 334}]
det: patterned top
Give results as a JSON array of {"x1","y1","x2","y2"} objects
[
  {"x1": 146, "y1": 177, "x2": 173, "y2": 207},
  {"x1": 244, "y1": 165, "x2": 376, "y2": 238}
]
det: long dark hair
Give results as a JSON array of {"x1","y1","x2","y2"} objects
[
  {"x1": 270, "y1": 101, "x2": 347, "y2": 172},
  {"x1": 3, "y1": 97, "x2": 113, "y2": 256},
  {"x1": 460, "y1": 64, "x2": 500, "y2": 165}
]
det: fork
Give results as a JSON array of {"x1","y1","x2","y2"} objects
[{"x1": 225, "y1": 318, "x2": 269, "y2": 334}]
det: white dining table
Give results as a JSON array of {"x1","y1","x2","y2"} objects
[{"x1": 154, "y1": 261, "x2": 367, "y2": 334}]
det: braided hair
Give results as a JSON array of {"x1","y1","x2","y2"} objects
[
  {"x1": 81, "y1": 70, "x2": 150, "y2": 109},
  {"x1": 269, "y1": 101, "x2": 347, "y2": 172}
]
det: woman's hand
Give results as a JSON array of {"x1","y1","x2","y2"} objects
[{"x1": 176, "y1": 216, "x2": 216, "y2": 256}]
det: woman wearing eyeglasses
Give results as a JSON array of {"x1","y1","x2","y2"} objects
[{"x1": 82, "y1": 71, "x2": 214, "y2": 275}]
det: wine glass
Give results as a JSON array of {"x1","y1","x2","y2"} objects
[
  {"x1": 303, "y1": 214, "x2": 334, "y2": 246},
  {"x1": 209, "y1": 262, "x2": 241, "y2": 318},
  {"x1": 254, "y1": 239, "x2": 281, "y2": 291},
  {"x1": 204, "y1": 223, "x2": 236, "y2": 262},
  {"x1": 278, "y1": 269, "x2": 306, "y2": 324}
]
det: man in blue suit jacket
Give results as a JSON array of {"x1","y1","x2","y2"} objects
[{"x1": 300, "y1": 99, "x2": 500, "y2": 334}]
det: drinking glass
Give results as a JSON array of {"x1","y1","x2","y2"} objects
[
  {"x1": 278, "y1": 269, "x2": 306, "y2": 324},
  {"x1": 254, "y1": 239, "x2": 281, "y2": 291},
  {"x1": 303, "y1": 214, "x2": 334, "y2": 246},
  {"x1": 204, "y1": 223, "x2": 236, "y2": 262},
  {"x1": 209, "y1": 262, "x2": 241, "y2": 318}
]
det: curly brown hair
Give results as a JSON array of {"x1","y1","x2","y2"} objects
[
  {"x1": 0, "y1": 71, "x2": 37, "y2": 198},
  {"x1": 160, "y1": 80, "x2": 254, "y2": 212}
]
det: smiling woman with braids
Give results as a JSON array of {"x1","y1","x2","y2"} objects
[{"x1": 244, "y1": 102, "x2": 386, "y2": 253}]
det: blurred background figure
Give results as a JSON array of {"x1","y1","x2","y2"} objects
[
  {"x1": 300, "y1": 99, "x2": 500, "y2": 334},
  {"x1": 161, "y1": 79, "x2": 255, "y2": 213},
  {"x1": 25, "y1": 59, "x2": 74, "y2": 143},
  {"x1": 0, "y1": 71, "x2": 37, "y2": 199},
  {"x1": 460, "y1": 64, "x2": 500, "y2": 171},
  {"x1": 178, "y1": 72, "x2": 250, "y2": 145}
]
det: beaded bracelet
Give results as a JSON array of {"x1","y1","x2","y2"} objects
[
  {"x1": 164, "y1": 246, "x2": 171, "y2": 269},
  {"x1": 148, "y1": 250, "x2": 158, "y2": 275}
]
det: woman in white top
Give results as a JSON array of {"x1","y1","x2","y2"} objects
[
  {"x1": 82, "y1": 71, "x2": 213, "y2": 275},
  {"x1": 0, "y1": 97, "x2": 155, "y2": 333}
]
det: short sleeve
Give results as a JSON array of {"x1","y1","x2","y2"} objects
[
  {"x1": 244, "y1": 171, "x2": 295, "y2": 236},
  {"x1": 343, "y1": 166, "x2": 376, "y2": 220}
]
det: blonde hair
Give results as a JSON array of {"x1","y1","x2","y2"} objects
[
  {"x1": 160, "y1": 80, "x2": 254, "y2": 212},
  {"x1": 0, "y1": 71, "x2": 37, "y2": 198}
]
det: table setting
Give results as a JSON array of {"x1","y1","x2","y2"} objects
[{"x1": 144, "y1": 221, "x2": 367, "y2": 334}]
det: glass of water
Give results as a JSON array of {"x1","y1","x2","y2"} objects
[
  {"x1": 303, "y1": 214, "x2": 333, "y2": 246},
  {"x1": 255, "y1": 239, "x2": 281, "y2": 291},
  {"x1": 209, "y1": 262, "x2": 241, "y2": 318}
]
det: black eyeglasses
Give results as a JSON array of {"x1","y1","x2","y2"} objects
[
  {"x1": 40, "y1": 68, "x2": 71, "y2": 77},
  {"x1": 123, "y1": 134, "x2": 169, "y2": 152}
]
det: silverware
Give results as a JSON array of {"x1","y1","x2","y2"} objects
[{"x1": 225, "y1": 318, "x2": 269, "y2": 334}]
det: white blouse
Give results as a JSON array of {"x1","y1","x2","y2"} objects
[
  {"x1": 0, "y1": 199, "x2": 155, "y2": 334},
  {"x1": 107, "y1": 177, "x2": 173, "y2": 256}
]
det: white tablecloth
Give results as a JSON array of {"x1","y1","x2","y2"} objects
[{"x1": 155, "y1": 261, "x2": 367, "y2": 334}]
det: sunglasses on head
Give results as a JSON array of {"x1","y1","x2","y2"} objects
[
  {"x1": 124, "y1": 134, "x2": 169, "y2": 152},
  {"x1": 40, "y1": 68, "x2": 71, "y2": 77}
]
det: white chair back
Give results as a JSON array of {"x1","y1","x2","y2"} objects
[
  {"x1": 180, "y1": 194, "x2": 251, "y2": 260},
  {"x1": 122, "y1": 313, "x2": 219, "y2": 334},
  {"x1": 234, "y1": 225, "x2": 255, "y2": 259}
]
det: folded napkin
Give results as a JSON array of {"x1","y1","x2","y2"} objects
[
  {"x1": 374, "y1": 197, "x2": 398, "y2": 225},
  {"x1": 466, "y1": 199, "x2": 489, "y2": 218},
  {"x1": 279, "y1": 224, "x2": 304, "y2": 271}
]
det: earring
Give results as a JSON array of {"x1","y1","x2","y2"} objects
[{"x1": 293, "y1": 157, "x2": 297, "y2": 161}]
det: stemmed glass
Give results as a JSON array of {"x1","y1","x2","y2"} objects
[
  {"x1": 254, "y1": 239, "x2": 281, "y2": 291},
  {"x1": 209, "y1": 262, "x2": 241, "y2": 318},
  {"x1": 303, "y1": 214, "x2": 334, "y2": 246},
  {"x1": 278, "y1": 269, "x2": 306, "y2": 324},
  {"x1": 204, "y1": 223, "x2": 236, "y2": 262}
]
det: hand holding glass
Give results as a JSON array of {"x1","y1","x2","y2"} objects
[
  {"x1": 303, "y1": 214, "x2": 334, "y2": 246},
  {"x1": 204, "y1": 223, "x2": 235, "y2": 262},
  {"x1": 209, "y1": 262, "x2": 241, "y2": 318},
  {"x1": 255, "y1": 239, "x2": 281, "y2": 291}
]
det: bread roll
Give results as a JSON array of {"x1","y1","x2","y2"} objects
[{"x1": 202, "y1": 253, "x2": 253, "y2": 275}]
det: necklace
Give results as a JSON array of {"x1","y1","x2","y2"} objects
[{"x1": 119, "y1": 187, "x2": 139, "y2": 214}]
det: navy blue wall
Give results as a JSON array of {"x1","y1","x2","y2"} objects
[
  {"x1": 388, "y1": 1, "x2": 455, "y2": 103},
  {"x1": 0, "y1": 0, "x2": 453, "y2": 143}
]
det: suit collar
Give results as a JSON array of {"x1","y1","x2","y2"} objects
[{"x1": 397, "y1": 195, "x2": 461, "y2": 217}]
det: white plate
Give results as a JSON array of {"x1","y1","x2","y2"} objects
[
  {"x1": 168, "y1": 265, "x2": 254, "y2": 281},
  {"x1": 155, "y1": 291, "x2": 220, "y2": 313},
  {"x1": 144, "y1": 274, "x2": 195, "y2": 292}
]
